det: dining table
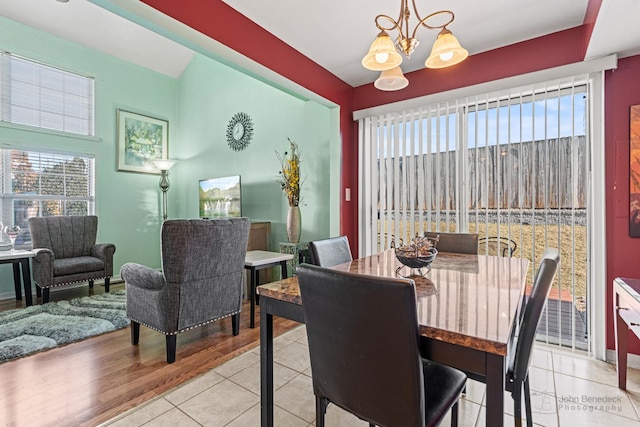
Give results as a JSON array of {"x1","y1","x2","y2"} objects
[{"x1": 257, "y1": 248, "x2": 530, "y2": 427}]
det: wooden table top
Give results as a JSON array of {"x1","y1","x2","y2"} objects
[{"x1": 257, "y1": 249, "x2": 530, "y2": 355}]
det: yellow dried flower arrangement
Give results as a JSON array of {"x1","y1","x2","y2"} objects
[{"x1": 276, "y1": 138, "x2": 303, "y2": 207}]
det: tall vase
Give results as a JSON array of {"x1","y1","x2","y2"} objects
[{"x1": 286, "y1": 205, "x2": 302, "y2": 243}]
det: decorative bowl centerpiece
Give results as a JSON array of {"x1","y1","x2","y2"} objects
[{"x1": 395, "y1": 236, "x2": 438, "y2": 275}]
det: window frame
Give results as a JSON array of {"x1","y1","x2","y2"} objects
[{"x1": 0, "y1": 147, "x2": 96, "y2": 249}]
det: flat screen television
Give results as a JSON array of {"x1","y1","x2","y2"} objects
[{"x1": 199, "y1": 175, "x2": 242, "y2": 219}]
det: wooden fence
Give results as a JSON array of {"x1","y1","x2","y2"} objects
[{"x1": 379, "y1": 136, "x2": 587, "y2": 210}]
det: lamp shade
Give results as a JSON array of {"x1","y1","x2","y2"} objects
[
  {"x1": 374, "y1": 66, "x2": 409, "y2": 91},
  {"x1": 425, "y1": 28, "x2": 468, "y2": 69},
  {"x1": 362, "y1": 31, "x2": 403, "y2": 71},
  {"x1": 152, "y1": 159, "x2": 178, "y2": 171}
]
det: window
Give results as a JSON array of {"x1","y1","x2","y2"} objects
[
  {"x1": 0, "y1": 149, "x2": 95, "y2": 247},
  {"x1": 0, "y1": 51, "x2": 95, "y2": 136}
]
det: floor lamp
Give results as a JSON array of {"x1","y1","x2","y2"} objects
[{"x1": 152, "y1": 159, "x2": 178, "y2": 221}]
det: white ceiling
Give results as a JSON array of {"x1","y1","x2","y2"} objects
[
  {"x1": 0, "y1": 0, "x2": 195, "y2": 78},
  {"x1": 1, "y1": 0, "x2": 639, "y2": 88}
]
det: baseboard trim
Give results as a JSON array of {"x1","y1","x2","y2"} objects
[{"x1": 606, "y1": 349, "x2": 640, "y2": 370}]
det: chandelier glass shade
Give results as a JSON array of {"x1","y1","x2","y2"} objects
[
  {"x1": 361, "y1": 31, "x2": 403, "y2": 71},
  {"x1": 374, "y1": 66, "x2": 409, "y2": 91},
  {"x1": 362, "y1": 1, "x2": 468, "y2": 91},
  {"x1": 425, "y1": 28, "x2": 468, "y2": 69}
]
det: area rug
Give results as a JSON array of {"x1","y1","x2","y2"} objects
[{"x1": 0, "y1": 290, "x2": 128, "y2": 363}]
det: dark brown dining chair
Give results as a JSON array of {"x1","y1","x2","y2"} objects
[
  {"x1": 297, "y1": 264, "x2": 467, "y2": 427},
  {"x1": 424, "y1": 231, "x2": 479, "y2": 254},
  {"x1": 308, "y1": 235, "x2": 353, "y2": 267},
  {"x1": 468, "y1": 248, "x2": 559, "y2": 427}
]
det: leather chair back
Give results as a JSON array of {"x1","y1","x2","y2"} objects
[
  {"x1": 308, "y1": 236, "x2": 352, "y2": 267},
  {"x1": 509, "y1": 248, "x2": 560, "y2": 383},
  {"x1": 297, "y1": 264, "x2": 424, "y2": 426},
  {"x1": 424, "y1": 231, "x2": 479, "y2": 255}
]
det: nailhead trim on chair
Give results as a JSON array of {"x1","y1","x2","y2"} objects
[
  {"x1": 127, "y1": 309, "x2": 242, "y2": 335},
  {"x1": 35, "y1": 275, "x2": 113, "y2": 289}
]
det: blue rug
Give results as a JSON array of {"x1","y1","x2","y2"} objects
[{"x1": 0, "y1": 290, "x2": 128, "y2": 362}]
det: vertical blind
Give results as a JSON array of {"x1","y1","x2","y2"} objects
[
  {"x1": 358, "y1": 75, "x2": 591, "y2": 351},
  {"x1": 0, "y1": 51, "x2": 95, "y2": 136}
]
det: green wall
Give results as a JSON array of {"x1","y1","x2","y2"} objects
[
  {"x1": 0, "y1": 17, "x2": 335, "y2": 299},
  {"x1": 173, "y1": 54, "x2": 332, "y2": 247}
]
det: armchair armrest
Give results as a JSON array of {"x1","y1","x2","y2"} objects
[
  {"x1": 120, "y1": 263, "x2": 166, "y2": 291},
  {"x1": 31, "y1": 248, "x2": 55, "y2": 287},
  {"x1": 91, "y1": 243, "x2": 116, "y2": 260},
  {"x1": 92, "y1": 243, "x2": 116, "y2": 276}
]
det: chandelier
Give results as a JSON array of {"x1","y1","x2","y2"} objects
[{"x1": 362, "y1": 0, "x2": 468, "y2": 91}]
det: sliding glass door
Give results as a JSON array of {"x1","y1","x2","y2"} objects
[{"x1": 359, "y1": 75, "x2": 592, "y2": 351}]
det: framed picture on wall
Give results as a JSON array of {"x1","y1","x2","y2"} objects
[
  {"x1": 630, "y1": 104, "x2": 640, "y2": 237},
  {"x1": 116, "y1": 109, "x2": 168, "y2": 173}
]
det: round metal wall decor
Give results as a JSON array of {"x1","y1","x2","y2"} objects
[{"x1": 226, "y1": 112, "x2": 254, "y2": 151}]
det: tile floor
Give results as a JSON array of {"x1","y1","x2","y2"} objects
[{"x1": 101, "y1": 326, "x2": 640, "y2": 426}]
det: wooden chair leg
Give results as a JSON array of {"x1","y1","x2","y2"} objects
[
  {"x1": 131, "y1": 321, "x2": 140, "y2": 345},
  {"x1": 104, "y1": 277, "x2": 110, "y2": 293},
  {"x1": 42, "y1": 288, "x2": 50, "y2": 303},
  {"x1": 232, "y1": 313, "x2": 240, "y2": 336},
  {"x1": 166, "y1": 334, "x2": 177, "y2": 364},
  {"x1": 88, "y1": 279, "x2": 94, "y2": 289}
]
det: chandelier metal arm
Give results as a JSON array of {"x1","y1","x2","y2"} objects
[
  {"x1": 374, "y1": 6, "x2": 456, "y2": 50},
  {"x1": 375, "y1": 14, "x2": 405, "y2": 38},
  {"x1": 411, "y1": 9, "x2": 455, "y2": 38}
]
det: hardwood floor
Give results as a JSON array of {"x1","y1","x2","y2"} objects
[{"x1": 0, "y1": 282, "x2": 301, "y2": 427}]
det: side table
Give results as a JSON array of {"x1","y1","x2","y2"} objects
[
  {"x1": 0, "y1": 250, "x2": 35, "y2": 307},
  {"x1": 614, "y1": 277, "x2": 640, "y2": 389},
  {"x1": 244, "y1": 250, "x2": 293, "y2": 328},
  {"x1": 278, "y1": 242, "x2": 309, "y2": 274}
]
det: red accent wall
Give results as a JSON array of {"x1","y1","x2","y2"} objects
[{"x1": 605, "y1": 55, "x2": 640, "y2": 353}]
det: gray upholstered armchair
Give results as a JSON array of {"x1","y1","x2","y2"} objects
[
  {"x1": 121, "y1": 218, "x2": 251, "y2": 363},
  {"x1": 29, "y1": 215, "x2": 116, "y2": 303}
]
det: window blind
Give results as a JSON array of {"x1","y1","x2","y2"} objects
[{"x1": 0, "y1": 52, "x2": 95, "y2": 136}]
